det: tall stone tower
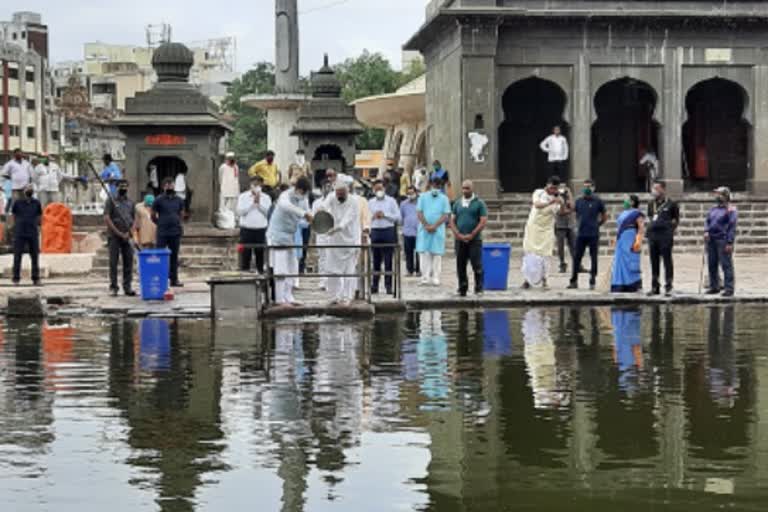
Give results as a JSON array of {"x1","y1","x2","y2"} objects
[{"x1": 243, "y1": 0, "x2": 306, "y2": 179}]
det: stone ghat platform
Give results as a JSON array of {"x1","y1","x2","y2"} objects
[{"x1": 0, "y1": 253, "x2": 765, "y2": 319}]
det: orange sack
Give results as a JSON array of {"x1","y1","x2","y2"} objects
[{"x1": 42, "y1": 203, "x2": 73, "y2": 254}]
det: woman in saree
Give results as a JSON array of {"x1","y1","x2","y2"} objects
[{"x1": 611, "y1": 195, "x2": 645, "y2": 293}]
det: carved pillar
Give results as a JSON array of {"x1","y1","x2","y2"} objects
[
  {"x1": 275, "y1": 0, "x2": 299, "y2": 93},
  {"x1": 662, "y1": 47, "x2": 684, "y2": 195},
  {"x1": 571, "y1": 54, "x2": 591, "y2": 187}
]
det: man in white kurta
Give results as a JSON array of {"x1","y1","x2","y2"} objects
[
  {"x1": 219, "y1": 152, "x2": 240, "y2": 214},
  {"x1": 266, "y1": 178, "x2": 313, "y2": 305},
  {"x1": 522, "y1": 178, "x2": 563, "y2": 288},
  {"x1": 322, "y1": 181, "x2": 361, "y2": 305}
]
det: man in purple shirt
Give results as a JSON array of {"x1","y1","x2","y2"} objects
[
  {"x1": 705, "y1": 186, "x2": 738, "y2": 297},
  {"x1": 400, "y1": 185, "x2": 420, "y2": 276}
]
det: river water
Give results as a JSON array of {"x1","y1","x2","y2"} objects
[{"x1": 1, "y1": 305, "x2": 767, "y2": 511}]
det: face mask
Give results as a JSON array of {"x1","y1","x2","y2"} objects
[
  {"x1": 251, "y1": 185, "x2": 261, "y2": 193},
  {"x1": 408, "y1": 194, "x2": 416, "y2": 201},
  {"x1": 118, "y1": 188, "x2": 128, "y2": 197},
  {"x1": 431, "y1": 190, "x2": 439, "y2": 197},
  {"x1": 165, "y1": 189, "x2": 174, "y2": 196},
  {"x1": 583, "y1": 187, "x2": 593, "y2": 196},
  {"x1": 651, "y1": 190, "x2": 661, "y2": 199},
  {"x1": 24, "y1": 190, "x2": 33, "y2": 198},
  {"x1": 375, "y1": 190, "x2": 385, "y2": 199},
  {"x1": 338, "y1": 196, "x2": 347, "y2": 203},
  {"x1": 623, "y1": 199, "x2": 632, "y2": 210},
  {"x1": 296, "y1": 155, "x2": 305, "y2": 166},
  {"x1": 716, "y1": 195, "x2": 726, "y2": 204}
]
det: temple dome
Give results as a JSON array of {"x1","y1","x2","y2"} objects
[
  {"x1": 311, "y1": 54, "x2": 342, "y2": 98},
  {"x1": 152, "y1": 42, "x2": 194, "y2": 83}
]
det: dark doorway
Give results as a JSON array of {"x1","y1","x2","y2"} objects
[
  {"x1": 498, "y1": 77, "x2": 570, "y2": 192},
  {"x1": 683, "y1": 78, "x2": 750, "y2": 191},
  {"x1": 312, "y1": 144, "x2": 345, "y2": 188},
  {"x1": 592, "y1": 78, "x2": 659, "y2": 192},
  {"x1": 146, "y1": 156, "x2": 188, "y2": 195}
]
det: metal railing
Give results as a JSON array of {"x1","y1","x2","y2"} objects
[{"x1": 237, "y1": 243, "x2": 403, "y2": 306}]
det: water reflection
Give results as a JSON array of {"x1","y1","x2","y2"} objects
[{"x1": 1, "y1": 305, "x2": 768, "y2": 511}]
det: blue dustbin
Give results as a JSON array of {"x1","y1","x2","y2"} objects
[
  {"x1": 483, "y1": 243, "x2": 511, "y2": 291},
  {"x1": 138, "y1": 249, "x2": 171, "y2": 300}
]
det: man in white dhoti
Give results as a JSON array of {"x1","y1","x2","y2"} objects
[
  {"x1": 322, "y1": 180, "x2": 360, "y2": 305},
  {"x1": 522, "y1": 176, "x2": 563, "y2": 289},
  {"x1": 266, "y1": 177, "x2": 313, "y2": 306},
  {"x1": 219, "y1": 152, "x2": 240, "y2": 214}
]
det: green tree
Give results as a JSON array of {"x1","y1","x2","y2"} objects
[{"x1": 221, "y1": 62, "x2": 276, "y2": 164}]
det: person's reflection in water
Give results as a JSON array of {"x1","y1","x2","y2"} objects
[
  {"x1": 649, "y1": 305, "x2": 679, "y2": 394},
  {"x1": 107, "y1": 319, "x2": 225, "y2": 512},
  {"x1": 311, "y1": 324, "x2": 364, "y2": 498},
  {"x1": 611, "y1": 307, "x2": 644, "y2": 394},
  {"x1": 686, "y1": 306, "x2": 750, "y2": 461},
  {"x1": 264, "y1": 324, "x2": 311, "y2": 512},
  {"x1": 417, "y1": 311, "x2": 450, "y2": 410},
  {"x1": 522, "y1": 309, "x2": 569, "y2": 409}
]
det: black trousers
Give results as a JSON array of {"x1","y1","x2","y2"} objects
[
  {"x1": 403, "y1": 235, "x2": 420, "y2": 275},
  {"x1": 371, "y1": 227, "x2": 396, "y2": 292},
  {"x1": 12, "y1": 235, "x2": 40, "y2": 282},
  {"x1": 299, "y1": 226, "x2": 311, "y2": 274},
  {"x1": 239, "y1": 227, "x2": 266, "y2": 273},
  {"x1": 571, "y1": 236, "x2": 599, "y2": 284},
  {"x1": 549, "y1": 160, "x2": 567, "y2": 177},
  {"x1": 108, "y1": 236, "x2": 134, "y2": 291},
  {"x1": 156, "y1": 234, "x2": 181, "y2": 284},
  {"x1": 456, "y1": 238, "x2": 484, "y2": 294},
  {"x1": 649, "y1": 238, "x2": 674, "y2": 291},
  {"x1": 555, "y1": 228, "x2": 575, "y2": 268}
]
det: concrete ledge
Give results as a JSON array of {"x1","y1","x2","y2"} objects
[
  {"x1": 262, "y1": 303, "x2": 375, "y2": 320},
  {"x1": 0, "y1": 253, "x2": 95, "y2": 277}
]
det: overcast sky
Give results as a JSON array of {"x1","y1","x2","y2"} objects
[{"x1": 3, "y1": 0, "x2": 426, "y2": 72}]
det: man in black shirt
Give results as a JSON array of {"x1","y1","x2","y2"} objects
[
  {"x1": 104, "y1": 180, "x2": 137, "y2": 296},
  {"x1": 152, "y1": 177, "x2": 186, "y2": 287},
  {"x1": 646, "y1": 180, "x2": 680, "y2": 296},
  {"x1": 10, "y1": 184, "x2": 42, "y2": 285}
]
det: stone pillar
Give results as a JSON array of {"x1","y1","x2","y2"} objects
[
  {"x1": 267, "y1": 108, "x2": 300, "y2": 181},
  {"x1": 662, "y1": 47, "x2": 684, "y2": 196},
  {"x1": 570, "y1": 54, "x2": 591, "y2": 189},
  {"x1": 275, "y1": 0, "x2": 299, "y2": 93},
  {"x1": 751, "y1": 65, "x2": 768, "y2": 194},
  {"x1": 461, "y1": 21, "x2": 499, "y2": 199}
]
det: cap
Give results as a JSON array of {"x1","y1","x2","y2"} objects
[
  {"x1": 714, "y1": 186, "x2": 731, "y2": 195},
  {"x1": 225, "y1": 151, "x2": 235, "y2": 159}
]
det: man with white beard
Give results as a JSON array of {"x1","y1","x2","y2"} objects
[{"x1": 321, "y1": 180, "x2": 361, "y2": 305}]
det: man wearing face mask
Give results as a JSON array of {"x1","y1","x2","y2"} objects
[
  {"x1": 704, "y1": 187, "x2": 738, "y2": 297},
  {"x1": 416, "y1": 176, "x2": 452, "y2": 286},
  {"x1": 152, "y1": 177, "x2": 187, "y2": 288},
  {"x1": 237, "y1": 175, "x2": 272, "y2": 273},
  {"x1": 647, "y1": 180, "x2": 680, "y2": 296},
  {"x1": 288, "y1": 149, "x2": 311, "y2": 185},
  {"x1": 104, "y1": 180, "x2": 137, "y2": 296},
  {"x1": 568, "y1": 179, "x2": 607, "y2": 290},
  {"x1": 10, "y1": 184, "x2": 43, "y2": 286},
  {"x1": 368, "y1": 180, "x2": 400, "y2": 295},
  {"x1": 248, "y1": 150, "x2": 280, "y2": 198},
  {"x1": 323, "y1": 180, "x2": 361, "y2": 305},
  {"x1": 267, "y1": 177, "x2": 313, "y2": 306},
  {"x1": 400, "y1": 185, "x2": 421, "y2": 276}
]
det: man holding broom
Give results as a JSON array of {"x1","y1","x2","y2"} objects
[{"x1": 104, "y1": 179, "x2": 138, "y2": 297}]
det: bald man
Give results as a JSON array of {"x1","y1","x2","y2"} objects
[{"x1": 450, "y1": 180, "x2": 488, "y2": 297}]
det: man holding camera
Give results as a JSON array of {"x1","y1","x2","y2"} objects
[{"x1": 554, "y1": 183, "x2": 576, "y2": 273}]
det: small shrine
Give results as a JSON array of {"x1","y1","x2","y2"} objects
[{"x1": 115, "y1": 41, "x2": 231, "y2": 222}]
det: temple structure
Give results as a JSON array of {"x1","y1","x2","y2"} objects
[
  {"x1": 114, "y1": 41, "x2": 230, "y2": 223},
  {"x1": 405, "y1": 0, "x2": 768, "y2": 196}
]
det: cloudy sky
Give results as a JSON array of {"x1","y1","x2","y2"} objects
[{"x1": 4, "y1": 0, "x2": 426, "y2": 72}]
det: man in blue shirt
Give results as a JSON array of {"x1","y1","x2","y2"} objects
[
  {"x1": 568, "y1": 179, "x2": 607, "y2": 290},
  {"x1": 400, "y1": 185, "x2": 420, "y2": 276},
  {"x1": 152, "y1": 177, "x2": 187, "y2": 288},
  {"x1": 368, "y1": 180, "x2": 400, "y2": 294},
  {"x1": 705, "y1": 186, "x2": 738, "y2": 297},
  {"x1": 10, "y1": 184, "x2": 42, "y2": 286},
  {"x1": 100, "y1": 153, "x2": 122, "y2": 197}
]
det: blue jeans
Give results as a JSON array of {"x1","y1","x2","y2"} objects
[{"x1": 707, "y1": 239, "x2": 734, "y2": 293}]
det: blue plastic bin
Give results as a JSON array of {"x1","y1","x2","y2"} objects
[
  {"x1": 138, "y1": 249, "x2": 171, "y2": 300},
  {"x1": 482, "y1": 243, "x2": 511, "y2": 291}
]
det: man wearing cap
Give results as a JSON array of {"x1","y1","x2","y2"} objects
[
  {"x1": 704, "y1": 186, "x2": 738, "y2": 297},
  {"x1": 104, "y1": 180, "x2": 137, "y2": 297},
  {"x1": 219, "y1": 151, "x2": 240, "y2": 215}
]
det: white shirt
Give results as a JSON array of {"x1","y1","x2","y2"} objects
[
  {"x1": 539, "y1": 135, "x2": 569, "y2": 162},
  {"x1": 219, "y1": 162, "x2": 240, "y2": 198},
  {"x1": 35, "y1": 162, "x2": 64, "y2": 192},
  {"x1": 2, "y1": 159, "x2": 33, "y2": 190},
  {"x1": 368, "y1": 195, "x2": 400, "y2": 229},
  {"x1": 236, "y1": 189, "x2": 271, "y2": 229},
  {"x1": 174, "y1": 173, "x2": 187, "y2": 199}
]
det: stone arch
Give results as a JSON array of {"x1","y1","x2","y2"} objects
[
  {"x1": 146, "y1": 156, "x2": 188, "y2": 193},
  {"x1": 312, "y1": 144, "x2": 345, "y2": 188},
  {"x1": 498, "y1": 77, "x2": 570, "y2": 192},
  {"x1": 591, "y1": 77, "x2": 660, "y2": 192},
  {"x1": 683, "y1": 78, "x2": 751, "y2": 191},
  {"x1": 414, "y1": 130, "x2": 428, "y2": 168},
  {"x1": 389, "y1": 130, "x2": 405, "y2": 166}
]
